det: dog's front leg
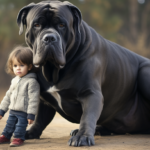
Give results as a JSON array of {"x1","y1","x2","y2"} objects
[
  {"x1": 25, "y1": 99, "x2": 56, "y2": 139},
  {"x1": 68, "y1": 90, "x2": 104, "y2": 146}
]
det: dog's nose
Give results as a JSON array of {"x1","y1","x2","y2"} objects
[{"x1": 43, "y1": 34, "x2": 57, "y2": 44}]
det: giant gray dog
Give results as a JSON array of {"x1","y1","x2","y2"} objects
[{"x1": 17, "y1": 0, "x2": 150, "y2": 147}]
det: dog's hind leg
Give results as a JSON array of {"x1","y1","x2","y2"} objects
[
  {"x1": 95, "y1": 126, "x2": 113, "y2": 136},
  {"x1": 136, "y1": 62, "x2": 150, "y2": 133},
  {"x1": 137, "y1": 63, "x2": 150, "y2": 101},
  {"x1": 70, "y1": 129, "x2": 79, "y2": 136}
]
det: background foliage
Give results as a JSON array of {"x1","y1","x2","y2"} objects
[{"x1": 0, "y1": 0, "x2": 150, "y2": 95}]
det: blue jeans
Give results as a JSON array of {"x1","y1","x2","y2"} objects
[{"x1": 2, "y1": 114, "x2": 28, "y2": 140}]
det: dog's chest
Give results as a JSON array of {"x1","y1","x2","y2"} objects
[{"x1": 47, "y1": 86, "x2": 62, "y2": 108}]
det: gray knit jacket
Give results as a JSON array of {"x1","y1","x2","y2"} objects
[{"x1": 0, "y1": 73, "x2": 40, "y2": 120}]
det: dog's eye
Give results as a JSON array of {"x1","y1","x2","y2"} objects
[
  {"x1": 34, "y1": 24, "x2": 41, "y2": 28},
  {"x1": 59, "y1": 23, "x2": 65, "y2": 28}
]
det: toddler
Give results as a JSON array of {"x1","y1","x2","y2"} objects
[{"x1": 0, "y1": 46, "x2": 40, "y2": 147}]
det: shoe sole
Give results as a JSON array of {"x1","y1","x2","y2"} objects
[{"x1": 10, "y1": 143, "x2": 24, "y2": 147}]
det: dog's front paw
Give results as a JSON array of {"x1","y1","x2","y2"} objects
[
  {"x1": 25, "y1": 127, "x2": 42, "y2": 140},
  {"x1": 68, "y1": 134, "x2": 95, "y2": 147}
]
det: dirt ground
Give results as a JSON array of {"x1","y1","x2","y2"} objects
[{"x1": 0, "y1": 112, "x2": 150, "y2": 150}]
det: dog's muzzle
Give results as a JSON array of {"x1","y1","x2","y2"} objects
[{"x1": 33, "y1": 31, "x2": 66, "y2": 69}]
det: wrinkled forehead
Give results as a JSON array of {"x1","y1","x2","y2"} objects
[{"x1": 26, "y1": 2, "x2": 73, "y2": 24}]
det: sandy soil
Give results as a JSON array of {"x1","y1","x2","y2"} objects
[{"x1": 0, "y1": 112, "x2": 150, "y2": 150}]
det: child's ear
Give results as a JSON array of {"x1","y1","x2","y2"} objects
[{"x1": 28, "y1": 64, "x2": 32, "y2": 71}]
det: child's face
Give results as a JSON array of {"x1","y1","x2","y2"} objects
[{"x1": 13, "y1": 58, "x2": 32, "y2": 77}]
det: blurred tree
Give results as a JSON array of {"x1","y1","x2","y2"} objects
[{"x1": 114, "y1": 0, "x2": 150, "y2": 57}]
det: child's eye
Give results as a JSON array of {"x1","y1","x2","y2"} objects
[
  {"x1": 21, "y1": 65, "x2": 24, "y2": 67},
  {"x1": 14, "y1": 65, "x2": 17, "y2": 67}
]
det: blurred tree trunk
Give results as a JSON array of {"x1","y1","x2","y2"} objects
[
  {"x1": 119, "y1": 0, "x2": 150, "y2": 57},
  {"x1": 141, "y1": 1, "x2": 150, "y2": 48},
  {"x1": 129, "y1": 0, "x2": 138, "y2": 44}
]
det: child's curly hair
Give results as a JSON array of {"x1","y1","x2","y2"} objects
[{"x1": 6, "y1": 46, "x2": 37, "y2": 76}]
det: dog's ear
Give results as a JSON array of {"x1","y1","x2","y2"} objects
[
  {"x1": 17, "y1": 3, "x2": 35, "y2": 35},
  {"x1": 63, "y1": 1, "x2": 82, "y2": 33}
]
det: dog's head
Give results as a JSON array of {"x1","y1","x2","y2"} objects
[{"x1": 17, "y1": 1, "x2": 82, "y2": 71}]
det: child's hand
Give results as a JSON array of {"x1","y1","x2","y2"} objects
[
  {"x1": 28, "y1": 119, "x2": 34, "y2": 125},
  {"x1": 0, "y1": 115, "x2": 2, "y2": 120}
]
